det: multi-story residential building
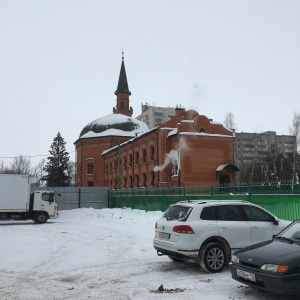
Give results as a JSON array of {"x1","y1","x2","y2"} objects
[
  {"x1": 234, "y1": 131, "x2": 296, "y2": 166},
  {"x1": 135, "y1": 104, "x2": 176, "y2": 129}
]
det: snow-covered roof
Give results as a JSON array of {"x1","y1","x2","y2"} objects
[
  {"x1": 101, "y1": 127, "x2": 157, "y2": 156},
  {"x1": 181, "y1": 120, "x2": 194, "y2": 123},
  {"x1": 179, "y1": 132, "x2": 233, "y2": 138},
  {"x1": 167, "y1": 129, "x2": 177, "y2": 137},
  {"x1": 159, "y1": 127, "x2": 176, "y2": 131},
  {"x1": 79, "y1": 113, "x2": 149, "y2": 139}
]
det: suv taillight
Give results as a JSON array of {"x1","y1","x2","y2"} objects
[{"x1": 173, "y1": 225, "x2": 195, "y2": 234}]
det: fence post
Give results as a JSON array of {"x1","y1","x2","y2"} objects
[
  {"x1": 210, "y1": 186, "x2": 214, "y2": 199},
  {"x1": 131, "y1": 189, "x2": 134, "y2": 209},
  {"x1": 248, "y1": 183, "x2": 252, "y2": 202},
  {"x1": 145, "y1": 188, "x2": 148, "y2": 212},
  {"x1": 183, "y1": 186, "x2": 186, "y2": 201},
  {"x1": 162, "y1": 188, "x2": 165, "y2": 211},
  {"x1": 78, "y1": 188, "x2": 81, "y2": 208}
]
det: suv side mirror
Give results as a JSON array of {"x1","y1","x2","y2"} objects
[{"x1": 273, "y1": 218, "x2": 279, "y2": 225}]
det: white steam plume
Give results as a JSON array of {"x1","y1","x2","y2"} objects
[{"x1": 154, "y1": 149, "x2": 178, "y2": 172}]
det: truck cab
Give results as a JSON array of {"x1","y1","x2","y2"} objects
[{"x1": 30, "y1": 191, "x2": 58, "y2": 223}]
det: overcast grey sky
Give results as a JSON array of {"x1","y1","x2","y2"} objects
[{"x1": 1, "y1": 0, "x2": 299, "y2": 168}]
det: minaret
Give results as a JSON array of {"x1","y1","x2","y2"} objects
[{"x1": 113, "y1": 50, "x2": 133, "y2": 117}]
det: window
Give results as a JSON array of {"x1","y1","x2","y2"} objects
[
  {"x1": 123, "y1": 156, "x2": 127, "y2": 168},
  {"x1": 143, "y1": 173, "x2": 147, "y2": 187},
  {"x1": 143, "y1": 149, "x2": 147, "y2": 162},
  {"x1": 218, "y1": 205, "x2": 242, "y2": 221},
  {"x1": 150, "y1": 146, "x2": 155, "y2": 160},
  {"x1": 242, "y1": 205, "x2": 273, "y2": 222},
  {"x1": 163, "y1": 205, "x2": 192, "y2": 222},
  {"x1": 200, "y1": 206, "x2": 217, "y2": 220},
  {"x1": 135, "y1": 174, "x2": 139, "y2": 188},
  {"x1": 135, "y1": 151, "x2": 139, "y2": 164},
  {"x1": 150, "y1": 172, "x2": 155, "y2": 187},
  {"x1": 87, "y1": 163, "x2": 94, "y2": 174},
  {"x1": 87, "y1": 181, "x2": 94, "y2": 187},
  {"x1": 200, "y1": 128, "x2": 205, "y2": 133},
  {"x1": 42, "y1": 193, "x2": 54, "y2": 202}
]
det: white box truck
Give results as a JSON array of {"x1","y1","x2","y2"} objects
[{"x1": 0, "y1": 174, "x2": 58, "y2": 224}]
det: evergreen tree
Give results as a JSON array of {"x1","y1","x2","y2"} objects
[{"x1": 42, "y1": 132, "x2": 70, "y2": 187}]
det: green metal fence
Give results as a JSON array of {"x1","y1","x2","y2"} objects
[{"x1": 110, "y1": 183, "x2": 300, "y2": 221}]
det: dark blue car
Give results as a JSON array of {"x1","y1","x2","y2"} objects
[{"x1": 229, "y1": 219, "x2": 300, "y2": 295}]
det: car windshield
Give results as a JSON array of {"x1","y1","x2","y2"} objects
[
  {"x1": 277, "y1": 221, "x2": 300, "y2": 241},
  {"x1": 163, "y1": 205, "x2": 192, "y2": 221}
]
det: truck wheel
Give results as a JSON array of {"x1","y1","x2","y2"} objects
[
  {"x1": 200, "y1": 243, "x2": 227, "y2": 273},
  {"x1": 34, "y1": 213, "x2": 48, "y2": 224}
]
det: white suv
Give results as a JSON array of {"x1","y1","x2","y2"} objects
[{"x1": 153, "y1": 200, "x2": 290, "y2": 273}]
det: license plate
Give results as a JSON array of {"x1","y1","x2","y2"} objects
[
  {"x1": 158, "y1": 232, "x2": 170, "y2": 239},
  {"x1": 237, "y1": 269, "x2": 256, "y2": 282}
]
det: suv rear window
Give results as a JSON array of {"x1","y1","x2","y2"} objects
[{"x1": 163, "y1": 205, "x2": 192, "y2": 221}]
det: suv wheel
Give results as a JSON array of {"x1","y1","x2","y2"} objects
[{"x1": 200, "y1": 243, "x2": 227, "y2": 273}]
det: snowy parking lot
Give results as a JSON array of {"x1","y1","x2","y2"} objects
[{"x1": 0, "y1": 208, "x2": 299, "y2": 300}]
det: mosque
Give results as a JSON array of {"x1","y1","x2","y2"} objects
[{"x1": 74, "y1": 53, "x2": 238, "y2": 188}]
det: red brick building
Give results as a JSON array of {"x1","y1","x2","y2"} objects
[
  {"x1": 74, "y1": 54, "x2": 148, "y2": 187},
  {"x1": 75, "y1": 54, "x2": 238, "y2": 188},
  {"x1": 103, "y1": 107, "x2": 237, "y2": 189}
]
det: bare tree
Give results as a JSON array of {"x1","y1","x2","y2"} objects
[
  {"x1": 224, "y1": 112, "x2": 237, "y2": 131},
  {"x1": 9, "y1": 155, "x2": 32, "y2": 175},
  {"x1": 289, "y1": 111, "x2": 300, "y2": 187},
  {"x1": 33, "y1": 159, "x2": 47, "y2": 187}
]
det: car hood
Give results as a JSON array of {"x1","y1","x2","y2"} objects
[{"x1": 236, "y1": 240, "x2": 300, "y2": 265}]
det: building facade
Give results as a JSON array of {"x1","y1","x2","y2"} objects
[
  {"x1": 74, "y1": 54, "x2": 148, "y2": 187},
  {"x1": 103, "y1": 108, "x2": 237, "y2": 189},
  {"x1": 75, "y1": 54, "x2": 237, "y2": 188},
  {"x1": 136, "y1": 104, "x2": 176, "y2": 129},
  {"x1": 234, "y1": 131, "x2": 296, "y2": 166}
]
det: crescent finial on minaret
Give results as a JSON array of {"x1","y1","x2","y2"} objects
[{"x1": 122, "y1": 48, "x2": 124, "y2": 60}]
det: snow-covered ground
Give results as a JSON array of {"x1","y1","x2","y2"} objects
[{"x1": 0, "y1": 208, "x2": 299, "y2": 300}]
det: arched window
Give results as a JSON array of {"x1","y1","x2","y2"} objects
[
  {"x1": 200, "y1": 128, "x2": 205, "y2": 133},
  {"x1": 129, "y1": 175, "x2": 133, "y2": 188},
  {"x1": 143, "y1": 173, "x2": 147, "y2": 187},
  {"x1": 150, "y1": 172, "x2": 155, "y2": 187},
  {"x1": 135, "y1": 174, "x2": 139, "y2": 188},
  {"x1": 123, "y1": 156, "x2": 127, "y2": 168},
  {"x1": 135, "y1": 151, "x2": 139, "y2": 164},
  {"x1": 150, "y1": 146, "x2": 155, "y2": 160}
]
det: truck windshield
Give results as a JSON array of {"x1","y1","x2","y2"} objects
[{"x1": 42, "y1": 193, "x2": 54, "y2": 202}]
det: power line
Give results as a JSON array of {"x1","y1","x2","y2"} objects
[{"x1": 0, "y1": 150, "x2": 76, "y2": 159}]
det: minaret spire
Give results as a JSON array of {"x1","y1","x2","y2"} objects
[{"x1": 113, "y1": 50, "x2": 133, "y2": 117}]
